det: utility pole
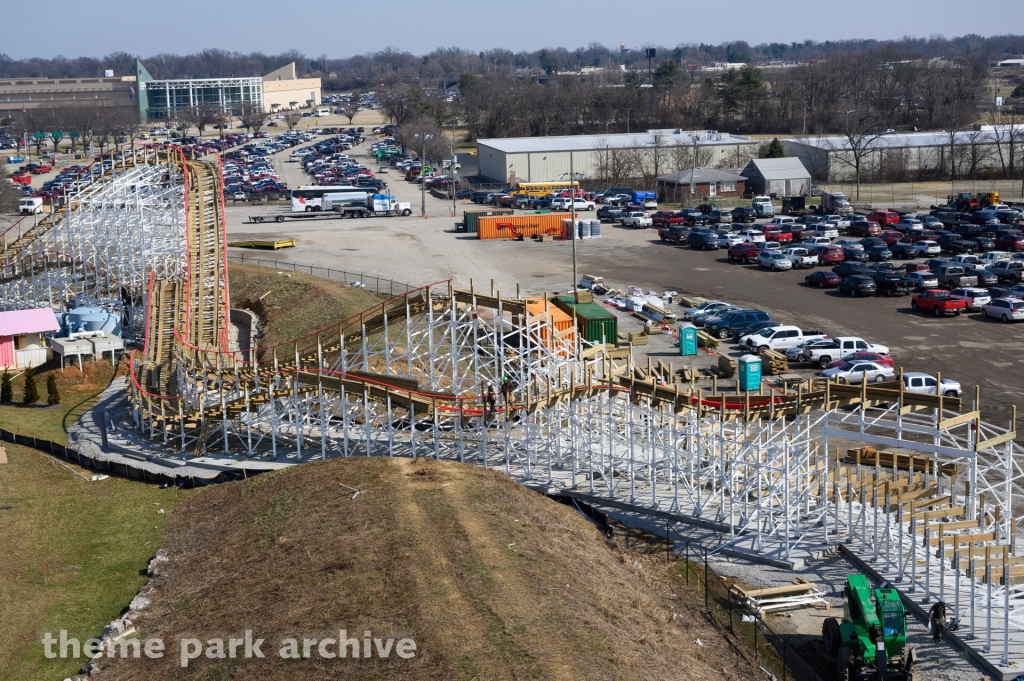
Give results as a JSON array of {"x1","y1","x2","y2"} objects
[{"x1": 570, "y1": 151, "x2": 577, "y2": 302}]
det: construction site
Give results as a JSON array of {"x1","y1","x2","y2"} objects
[{"x1": 5, "y1": 147, "x2": 1024, "y2": 681}]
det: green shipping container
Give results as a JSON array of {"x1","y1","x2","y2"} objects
[
  {"x1": 551, "y1": 295, "x2": 618, "y2": 345},
  {"x1": 463, "y1": 208, "x2": 514, "y2": 234}
]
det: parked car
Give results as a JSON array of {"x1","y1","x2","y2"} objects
[
  {"x1": 866, "y1": 210, "x2": 900, "y2": 226},
  {"x1": 679, "y1": 209, "x2": 708, "y2": 226},
  {"x1": 842, "y1": 245, "x2": 869, "y2": 262},
  {"x1": 881, "y1": 230, "x2": 906, "y2": 246},
  {"x1": 934, "y1": 264, "x2": 978, "y2": 289},
  {"x1": 962, "y1": 265, "x2": 999, "y2": 287},
  {"x1": 737, "y1": 229, "x2": 766, "y2": 244},
  {"x1": 761, "y1": 225, "x2": 793, "y2": 244},
  {"x1": 848, "y1": 220, "x2": 882, "y2": 237},
  {"x1": 740, "y1": 325, "x2": 827, "y2": 353},
  {"x1": 981, "y1": 297, "x2": 1024, "y2": 322},
  {"x1": 948, "y1": 287, "x2": 991, "y2": 310},
  {"x1": 903, "y1": 271, "x2": 939, "y2": 291},
  {"x1": 704, "y1": 309, "x2": 771, "y2": 340},
  {"x1": 658, "y1": 225, "x2": 690, "y2": 244},
  {"x1": 688, "y1": 231, "x2": 720, "y2": 250},
  {"x1": 811, "y1": 223, "x2": 840, "y2": 239},
  {"x1": 831, "y1": 261, "x2": 871, "y2": 278},
  {"x1": 913, "y1": 240, "x2": 942, "y2": 256},
  {"x1": 728, "y1": 242, "x2": 762, "y2": 264},
  {"x1": 757, "y1": 251, "x2": 793, "y2": 271},
  {"x1": 651, "y1": 210, "x2": 685, "y2": 227},
  {"x1": 826, "y1": 352, "x2": 895, "y2": 369},
  {"x1": 837, "y1": 275, "x2": 877, "y2": 297},
  {"x1": 730, "y1": 206, "x2": 757, "y2": 223},
  {"x1": 805, "y1": 270, "x2": 841, "y2": 288},
  {"x1": 707, "y1": 207, "x2": 733, "y2": 224},
  {"x1": 733, "y1": 320, "x2": 782, "y2": 341},
  {"x1": 865, "y1": 245, "x2": 893, "y2": 261},
  {"x1": 901, "y1": 372, "x2": 962, "y2": 397},
  {"x1": 911, "y1": 289, "x2": 966, "y2": 316},
  {"x1": 682, "y1": 300, "x2": 729, "y2": 320},
  {"x1": 989, "y1": 259, "x2": 1024, "y2": 282},
  {"x1": 621, "y1": 211, "x2": 652, "y2": 228},
  {"x1": 820, "y1": 361, "x2": 895, "y2": 383},
  {"x1": 715, "y1": 232, "x2": 744, "y2": 248},
  {"x1": 691, "y1": 304, "x2": 740, "y2": 326},
  {"x1": 811, "y1": 244, "x2": 845, "y2": 265},
  {"x1": 597, "y1": 205, "x2": 624, "y2": 222},
  {"x1": 783, "y1": 247, "x2": 818, "y2": 269},
  {"x1": 995, "y1": 232, "x2": 1024, "y2": 252},
  {"x1": 872, "y1": 272, "x2": 915, "y2": 297}
]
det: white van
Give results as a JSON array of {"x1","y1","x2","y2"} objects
[
  {"x1": 18, "y1": 197, "x2": 44, "y2": 215},
  {"x1": 314, "y1": 108, "x2": 330, "y2": 117}
]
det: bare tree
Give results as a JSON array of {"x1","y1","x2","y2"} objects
[
  {"x1": 341, "y1": 90, "x2": 360, "y2": 124},
  {"x1": 236, "y1": 101, "x2": 266, "y2": 135},
  {"x1": 177, "y1": 103, "x2": 223, "y2": 137},
  {"x1": 283, "y1": 111, "x2": 302, "y2": 131},
  {"x1": 379, "y1": 87, "x2": 415, "y2": 127}
]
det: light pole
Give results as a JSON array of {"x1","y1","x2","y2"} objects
[
  {"x1": 415, "y1": 133, "x2": 433, "y2": 218},
  {"x1": 560, "y1": 152, "x2": 585, "y2": 302}
]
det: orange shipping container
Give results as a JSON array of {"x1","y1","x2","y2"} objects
[
  {"x1": 477, "y1": 212, "x2": 572, "y2": 240},
  {"x1": 522, "y1": 297, "x2": 576, "y2": 356}
]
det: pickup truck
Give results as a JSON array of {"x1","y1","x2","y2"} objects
[
  {"x1": 728, "y1": 241, "x2": 762, "y2": 264},
  {"x1": 651, "y1": 210, "x2": 686, "y2": 228},
  {"x1": 911, "y1": 289, "x2": 966, "y2": 316},
  {"x1": 934, "y1": 264, "x2": 978, "y2": 288},
  {"x1": 782, "y1": 246, "x2": 819, "y2": 268},
  {"x1": 989, "y1": 259, "x2": 1024, "y2": 282},
  {"x1": 621, "y1": 211, "x2": 652, "y2": 228},
  {"x1": 658, "y1": 225, "x2": 690, "y2": 244},
  {"x1": 872, "y1": 272, "x2": 915, "y2": 297},
  {"x1": 740, "y1": 325, "x2": 828, "y2": 353},
  {"x1": 798, "y1": 336, "x2": 890, "y2": 368},
  {"x1": 902, "y1": 372, "x2": 962, "y2": 397},
  {"x1": 761, "y1": 225, "x2": 793, "y2": 244},
  {"x1": 823, "y1": 214, "x2": 852, "y2": 231}
]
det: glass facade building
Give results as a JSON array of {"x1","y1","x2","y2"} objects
[{"x1": 142, "y1": 77, "x2": 262, "y2": 119}]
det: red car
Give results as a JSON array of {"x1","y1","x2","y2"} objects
[
  {"x1": 811, "y1": 244, "x2": 845, "y2": 265},
  {"x1": 848, "y1": 220, "x2": 882, "y2": 237},
  {"x1": 903, "y1": 262, "x2": 930, "y2": 275},
  {"x1": 867, "y1": 210, "x2": 900, "y2": 225},
  {"x1": 995, "y1": 232, "x2": 1024, "y2": 252},
  {"x1": 880, "y1": 230, "x2": 905, "y2": 246},
  {"x1": 728, "y1": 242, "x2": 762, "y2": 264},
  {"x1": 911, "y1": 289, "x2": 966, "y2": 317},
  {"x1": 827, "y1": 352, "x2": 895, "y2": 369},
  {"x1": 762, "y1": 225, "x2": 793, "y2": 244},
  {"x1": 651, "y1": 210, "x2": 686, "y2": 227}
]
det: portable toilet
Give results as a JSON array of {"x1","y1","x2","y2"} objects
[
  {"x1": 738, "y1": 354, "x2": 762, "y2": 392},
  {"x1": 678, "y1": 322, "x2": 697, "y2": 356}
]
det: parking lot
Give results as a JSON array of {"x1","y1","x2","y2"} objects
[{"x1": 222, "y1": 135, "x2": 1024, "y2": 427}]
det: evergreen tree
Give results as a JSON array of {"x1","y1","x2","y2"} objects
[
  {"x1": 766, "y1": 138, "x2": 785, "y2": 158},
  {"x1": 22, "y1": 368, "x2": 39, "y2": 404},
  {"x1": 46, "y1": 373, "x2": 60, "y2": 406},
  {"x1": 0, "y1": 370, "x2": 11, "y2": 402}
]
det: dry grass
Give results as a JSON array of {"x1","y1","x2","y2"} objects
[
  {"x1": 97, "y1": 458, "x2": 756, "y2": 680},
  {"x1": 228, "y1": 263, "x2": 384, "y2": 352},
  {"x1": 0, "y1": 444, "x2": 185, "y2": 681}
]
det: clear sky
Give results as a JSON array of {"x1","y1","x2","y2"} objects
[{"x1": 3, "y1": 0, "x2": 1023, "y2": 60}]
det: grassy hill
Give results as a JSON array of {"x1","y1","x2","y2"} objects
[{"x1": 96, "y1": 457, "x2": 754, "y2": 680}]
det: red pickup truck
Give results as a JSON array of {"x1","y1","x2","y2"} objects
[
  {"x1": 761, "y1": 225, "x2": 793, "y2": 244},
  {"x1": 911, "y1": 289, "x2": 966, "y2": 317},
  {"x1": 651, "y1": 210, "x2": 686, "y2": 228}
]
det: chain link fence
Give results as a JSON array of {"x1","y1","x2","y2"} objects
[
  {"x1": 227, "y1": 253, "x2": 419, "y2": 298},
  {"x1": 674, "y1": 540, "x2": 835, "y2": 681},
  {"x1": 820, "y1": 178, "x2": 1024, "y2": 212}
]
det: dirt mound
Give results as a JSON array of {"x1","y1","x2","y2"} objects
[{"x1": 95, "y1": 458, "x2": 753, "y2": 680}]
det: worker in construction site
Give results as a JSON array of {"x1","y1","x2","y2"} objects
[
  {"x1": 500, "y1": 376, "x2": 513, "y2": 404},
  {"x1": 929, "y1": 599, "x2": 946, "y2": 641},
  {"x1": 484, "y1": 383, "x2": 496, "y2": 420}
]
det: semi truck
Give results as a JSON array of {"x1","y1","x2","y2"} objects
[
  {"x1": 249, "y1": 194, "x2": 412, "y2": 223},
  {"x1": 821, "y1": 191, "x2": 853, "y2": 215}
]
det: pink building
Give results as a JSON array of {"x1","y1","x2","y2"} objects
[{"x1": 0, "y1": 308, "x2": 60, "y2": 369}]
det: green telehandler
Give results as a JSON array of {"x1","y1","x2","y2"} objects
[{"x1": 822, "y1": 574, "x2": 917, "y2": 681}]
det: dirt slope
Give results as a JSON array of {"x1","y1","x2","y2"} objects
[{"x1": 96, "y1": 458, "x2": 754, "y2": 680}]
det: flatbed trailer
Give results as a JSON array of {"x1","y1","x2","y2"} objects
[{"x1": 249, "y1": 203, "x2": 413, "y2": 223}]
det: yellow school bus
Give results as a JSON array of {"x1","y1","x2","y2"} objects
[{"x1": 515, "y1": 181, "x2": 580, "y2": 196}]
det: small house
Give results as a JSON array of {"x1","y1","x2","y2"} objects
[
  {"x1": 0, "y1": 308, "x2": 60, "y2": 369},
  {"x1": 655, "y1": 168, "x2": 746, "y2": 203}
]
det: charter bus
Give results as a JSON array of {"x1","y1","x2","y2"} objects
[
  {"x1": 514, "y1": 181, "x2": 580, "y2": 196},
  {"x1": 291, "y1": 186, "x2": 366, "y2": 212}
]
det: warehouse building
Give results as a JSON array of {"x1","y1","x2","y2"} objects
[
  {"x1": 655, "y1": 168, "x2": 746, "y2": 203},
  {"x1": 476, "y1": 130, "x2": 760, "y2": 185},
  {"x1": 137, "y1": 61, "x2": 321, "y2": 120},
  {"x1": 0, "y1": 75, "x2": 137, "y2": 120},
  {"x1": 741, "y1": 157, "x2": 811, "y2": 196},
  {"x1": 782, "y1": 129, "x2": 1018, "y2": 182}
]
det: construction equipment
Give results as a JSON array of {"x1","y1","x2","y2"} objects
[
  {"x1": 947, "y1": 192, "x2": 980, "y2": 211},
  {"x1": 980, "y1": 191, "x2": 1001, "y2": 207},
  {"x1": 822, "y1": 574, "x2": 915, "y2": 681}
]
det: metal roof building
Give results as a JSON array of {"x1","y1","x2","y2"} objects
[
  {"x1": 476, "y1": 130, "x2": 760, "y2": 184},
  {"x1": 740, "y1": 158, "x2": 812, "y2": 196},
  {"x1": 655, "y1": 167, "x2": 747, "y2": 202},
  {"x1": 782, "y1": 128, "x2": 1018, "y2": 182}
]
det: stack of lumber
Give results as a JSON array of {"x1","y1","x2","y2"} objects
[
  {"x1": 696, "y1": 331, "x2": 718, "y2": 349},
  {"x1": 716, "y1": 354, "x2": 737, "y2": 378},
  {"x1": 730, "y1": 578, "x2": 829, "y2": 616},
  {"x1": 761, "y1": 349, "x2": 789, "y2": 375}
]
